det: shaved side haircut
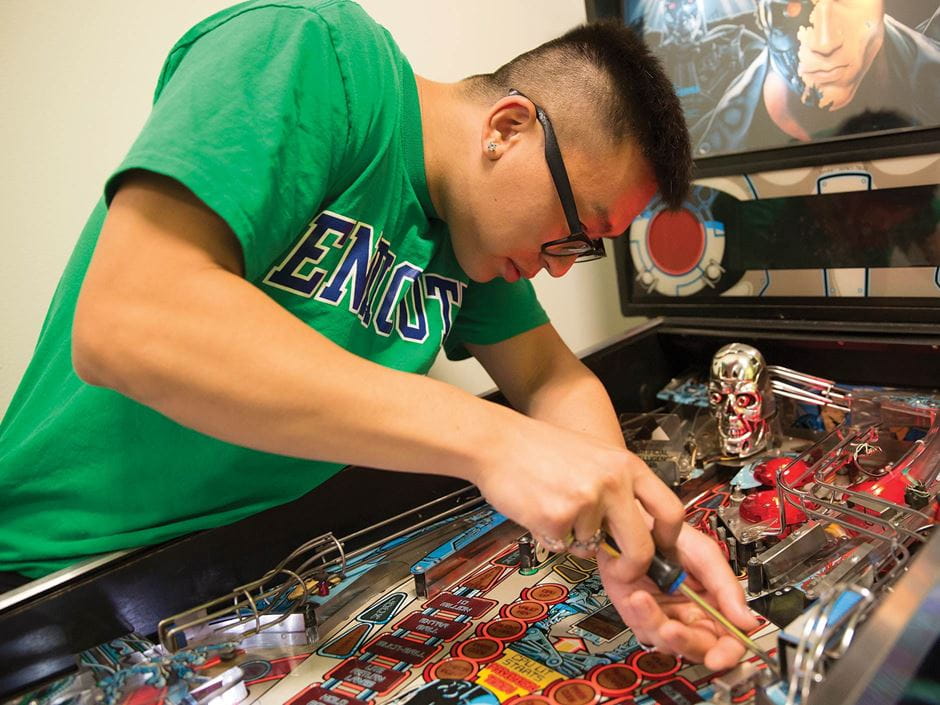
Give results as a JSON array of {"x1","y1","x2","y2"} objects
[{"x1": 467, "y1": 21, "x2": 691, "y2": 209}]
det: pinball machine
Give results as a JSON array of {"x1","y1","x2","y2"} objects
[
  {"x1": 2, "y1": 138, "x2": 938, "y2": 705},
  {"x1": 3, "y1": 1, "x2": 940, "y2": 702}
]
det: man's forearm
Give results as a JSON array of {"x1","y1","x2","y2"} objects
[
  {"x1": 522, "y1": 360, "x2": 626, "y2": 449},
  {"x1": 73, "y1": 234, "x2": 532, "y2": 481},
  {"x1": 75, "y1": 263, "x2": 526, "y2": 484},
  {"x1": 72, "y1": 173, "x2": 539, "y2": 484}
]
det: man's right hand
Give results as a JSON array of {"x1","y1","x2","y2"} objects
[{"x1": 471, "y1": 418, "x2": 686, "y2": 583}]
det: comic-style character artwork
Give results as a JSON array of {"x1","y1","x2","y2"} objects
[
  {"x1": 627, "y1": 1, "x2": 940, "y2": 158},
  {"x1": 628, "y1": 0, "x2": 763, "y2": 125}
]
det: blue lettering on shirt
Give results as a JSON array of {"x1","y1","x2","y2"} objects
[
  {"x1": 264, "y1": 212, "x2": 356, "y2": 296},
  {"x1": 263, "y1": 211, "x2": 464, "y2": 346},
  {"x1": 358, "y1": 238, "x2": 395, "y2": 327},
  {"x1": 423, "y1": 274, "x2": 464, "y2": 339},
  {"x1": 316, "y1": 221, "x2": 374, "y2": 312},
  {"x1": 375, "y1": 262, "x2": 425, "y2": 341}
]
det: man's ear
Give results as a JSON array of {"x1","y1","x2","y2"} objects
[{"x1": 481, "y1": 95, "x2": 537, "y2": 161}]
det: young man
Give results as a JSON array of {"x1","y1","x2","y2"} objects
[{"x1": 0, "y1": 0, "x2": 755, "y2": 668}]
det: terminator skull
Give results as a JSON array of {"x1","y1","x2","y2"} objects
[{"x1": 709, "y1": 343, "x2": 776, "y2": 458}]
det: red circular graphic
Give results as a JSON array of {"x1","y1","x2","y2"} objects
[
  {"x1": 481, "y1": 618, "x2": 527, "y2": 642},
  {"x1": 502, "y1": 600, "x2": 549, "y2": 622},
  {"x1": 455, "y1": 637, "x2": 503, "y2": 663},
  {"x1": 629, "y1": 651, "x2": 681, "y2": 679},
  {"x1": 424, "y1": 657, "x2": 479, "y2": 682},
  {"x1": 507, "y1": 697, "x2": 554, "y2": 705},
  {"x1": 588, "y1": 664, "x2": 640, "y2": 697},
  {"x1": 545, "y1": 679, "x2": 600, "y2": 705},
  {"x1": 603, "y1": 698, "x2": 636, "y2": 705},
  {"x1": 523, "y1": 584, "x2": 570, "y2": 604},
  {"x1": 646, "y1": 208, "x2": 705, "y2": 276}
]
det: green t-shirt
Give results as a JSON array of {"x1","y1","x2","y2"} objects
[{"x1": 0, "y1": 0, "x2": 547, "y2": 579}]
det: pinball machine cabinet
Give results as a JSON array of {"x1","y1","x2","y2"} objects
[
  {"x1": 585, "y1": 141, "x2": 940, "y2": 704},
  {"x1": 2, "y1": 121, "x2": 939, "y2": 705},
  {"x1": 3, "y1": 0, "x2": 940, "y2": 698},
  {"x1": 2, "y1": 322, "x2": 937, "y2": 704}
]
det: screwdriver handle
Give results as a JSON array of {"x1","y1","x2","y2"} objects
[
  {"x1": 601, "y1": 535, "x2": 687, "y2": 594},
  {"x1": 647, "y1": 551, "x2": 687, "y2": 594}
]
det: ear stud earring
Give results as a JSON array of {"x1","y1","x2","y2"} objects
[{"x1": 487, "y1": 142, "x2": 498, "y2": 152}]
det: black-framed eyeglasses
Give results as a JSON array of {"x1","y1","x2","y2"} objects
[{"x1": 509, "y1": 89, "x2": 606, "y2": 263}]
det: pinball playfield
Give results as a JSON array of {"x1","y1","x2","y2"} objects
[
  {"x1": 12, "y1": 496, "x2": 778, "y2": 705},
  {"x1": 9, "y1": 340, "x2": 938, "y2": 705}
]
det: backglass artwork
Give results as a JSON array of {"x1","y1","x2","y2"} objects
[{"x1": 624, "y1": 1, "x2": 940, "y2": 160}]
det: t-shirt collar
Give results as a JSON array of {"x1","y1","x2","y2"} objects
[{"x1": 400, "y1": 64, "x2": 440, "y2": 221}]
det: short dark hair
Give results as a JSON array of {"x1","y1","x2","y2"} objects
[{"x1": 470, "y1": 21, "x2": 691, "y2": 209}]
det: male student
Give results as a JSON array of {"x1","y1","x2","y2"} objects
[{"x1": 0, "y1": 0, "x2": 756, "y2": 668}]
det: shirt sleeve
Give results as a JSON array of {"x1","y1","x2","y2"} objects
[
  {"x1": 443, "y1": 278, "x2": 550, "y2": 361},
  {"x1": 104, "y1": 6, "x2": 348, "y2": 282}
]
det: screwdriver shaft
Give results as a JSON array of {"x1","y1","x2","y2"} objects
[
  {"x1": 601, "y1": 537, "x2": 781, "y2": 678},
  {"x1": 677, "y1": 583, "x2": 780, "y2": 677}
]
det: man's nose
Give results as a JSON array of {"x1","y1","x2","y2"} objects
[
  {"x1": 543, "y1": 255, "x2": 577, "y2": 278},
  {"x1": 809, "y1": 1, "x2": 841, "y2": 56}
]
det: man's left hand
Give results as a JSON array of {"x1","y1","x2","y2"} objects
[{"x1": 597, "y1": 523, "x2": 759, "y2": 671}]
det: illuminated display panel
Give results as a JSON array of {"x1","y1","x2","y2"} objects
[{"x1": 618, "y1": 154, "x2": 940, "y2": 310}]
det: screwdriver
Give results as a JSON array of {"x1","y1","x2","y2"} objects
[{"x1": 600, "y1": 535, "x2": 780, "y2": 677}]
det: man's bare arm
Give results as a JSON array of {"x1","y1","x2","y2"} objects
[
  {"x1": 73, "y1": 171, "x2": 684, "y2": 584},
  {"x1": 74, "y1": 171, "x2": 511, "y2": 477},
  {"x1": 467, "y1": 326, "x2": 677, "y2": 549},
  {"x1": 466, "y1": 323, "x2": 625, "y2": 447}
]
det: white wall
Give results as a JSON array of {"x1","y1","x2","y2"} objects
[{"x1": 0, "y1": 0, "x2": 643, "y2": 415}]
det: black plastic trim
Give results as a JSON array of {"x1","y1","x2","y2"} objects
[{"x1": 613, "y1": 238, "x2": 940, "y2": 325}]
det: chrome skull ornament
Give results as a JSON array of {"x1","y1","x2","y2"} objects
[{"x1": 709, "y1": 343, "x2": 776, "y2": 458}]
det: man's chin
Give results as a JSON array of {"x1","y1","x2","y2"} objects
[
  {"x1": 463, "y1": 267, "x2": 498, "y2": 284},
  {"x1": 816, "y1": 90, "x2": 851, "y2": 111},
  {"x1": 450, "y1": 252, "x2": 495, "y2": 283},
  {"x1": 469, "y1": 273, "x2": 498, "y2": 283},
  {"x1": 799, "y1": 80, "x2": 858, "y2": 112},
  {"x1": 464, "y1": 260, "x2": 518, "y2": 284}
]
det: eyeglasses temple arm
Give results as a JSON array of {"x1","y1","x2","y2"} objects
[{"x1": 508, "y1": 89, "x2": 583, "y2": 235}]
